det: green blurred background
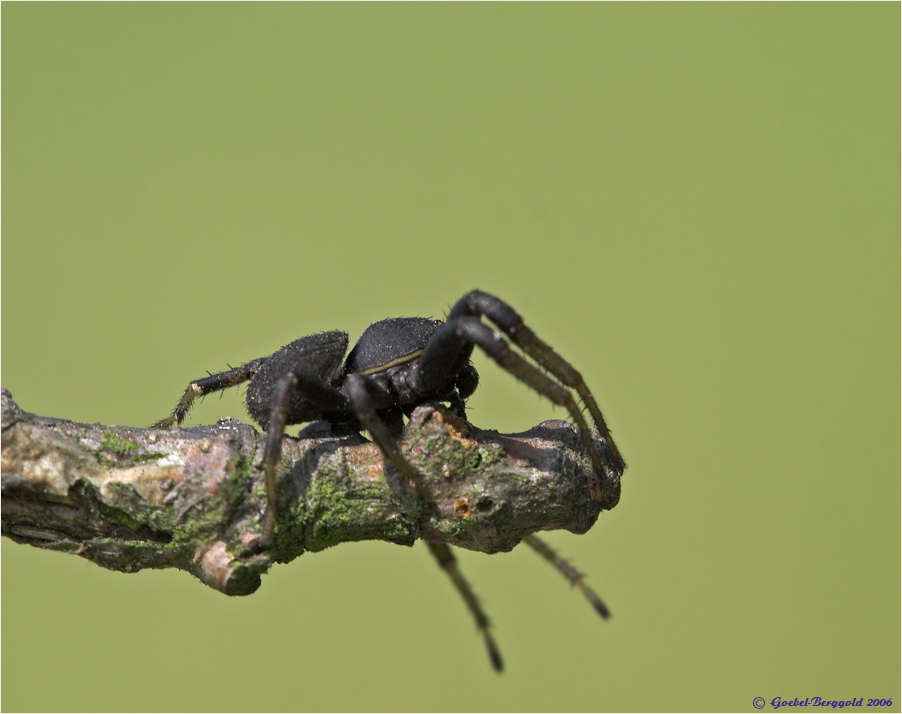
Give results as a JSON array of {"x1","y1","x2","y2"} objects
[{"x1": 2, "y1": 4, "x2": 898, "y2": 712}]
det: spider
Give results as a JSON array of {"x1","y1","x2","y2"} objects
[{"x1": 155, "y1": 289, "x2": 625, "y2": 671}]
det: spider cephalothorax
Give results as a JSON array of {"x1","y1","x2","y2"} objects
[{"x1": 156, "y1": 290, "x2": 625, "y2": 672}]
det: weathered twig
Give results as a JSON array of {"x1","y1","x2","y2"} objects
[{"x1": 1, "y1": 388, "x2": 619, "y2": 596}]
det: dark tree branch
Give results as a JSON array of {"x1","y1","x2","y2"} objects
[{"x1": 1, "y1": 388, "x2": 616, "y2": 596}]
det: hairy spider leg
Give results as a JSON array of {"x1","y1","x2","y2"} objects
[
  {"x1": 522, "y1": 535, "x2": 611, "y2": 619},
  {"x1": 416, "y1": 316, "x2": 618, "y2": 506},
  {"x1": 344, "y1": 373, "x2": 430, "y2": 502},
  {"x1": 261, "y1": 372, "x2": 348, "y2": 544},
  {"x1": 428, "y1": 541, "x2": 504, "y2": 673},
  {"x1": 153, "y1": 359, "x2": 267, "y2": 428},
  {"x1": 448, "y1": 290, "x2": 625, "y2": 478},
  {"x1": 345, "y1": 373, "x2": 506, "y2": 670}
]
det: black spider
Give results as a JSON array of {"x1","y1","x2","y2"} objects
[{"x1": 155, "y1": 289, "x2": 625, "y2": 671}]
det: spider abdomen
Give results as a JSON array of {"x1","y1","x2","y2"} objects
[{"x1": 245, "y1": 331, "x2": 349, "y2": 428}]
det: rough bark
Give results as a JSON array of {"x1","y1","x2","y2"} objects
[{"x1": 1, "y1": 388, "x2": 617, "y2": 596}]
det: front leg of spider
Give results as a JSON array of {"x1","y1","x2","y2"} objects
[
  {"x1": 416, "y1": 314, "x2": 610, "y2": 495},
  {"x1": 407, "y1": 290, "x2": 621, "y2": 647},
  {"x1": 440, "y1": 290, "x2": 625, "y2": 507}
]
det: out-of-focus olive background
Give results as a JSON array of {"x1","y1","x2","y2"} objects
[{"x1": 2, "y1": 5, "x2": 898, "y2": 712}]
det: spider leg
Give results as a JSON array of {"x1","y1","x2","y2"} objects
[
  {"x1": 344, "y1": 374, "x2": 430, "y2": 502},
  {"x1": 343, "y1": 375, "x2": 503, "y2": 669},
  {"x1": 260, "y1": 372, "x2": 348, "y2": 545},
  {"x1": 153, "y1": 358, "x2": 267, "y2": 428},
  {"x1": 448, "y1": 290, "x2": 625, "y2": 476},
  {"x1": 522, "y1": 535, "x2": 611, "y2": 619},
  {"x1": 428, "y1": 542, "x2": 504, "y2": 672},
  {"x1": 417, "y1": 317, "x2": 618, "y2": 506},
  {"x1": 344, "y1": 376, "x2": 504, "y2": 669}
]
